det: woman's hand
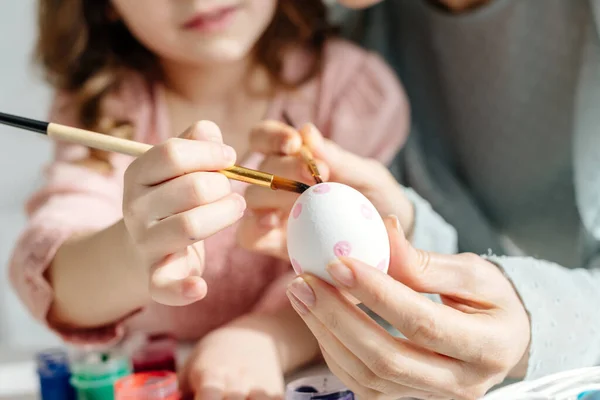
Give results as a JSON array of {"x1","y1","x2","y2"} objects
[
  {"x1": 286, "y1": 216, "x2": 531, "y2": 399},
  {"x1": 122, "y1": 121, "x2": 246, "y2": 306},
  {"x1": 237, "y1": 121, "x2": 414, "y2": 260}
]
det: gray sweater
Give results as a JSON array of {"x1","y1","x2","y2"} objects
[{"x1": 336, "y1": 0, "x2": 600, "y2": 382}]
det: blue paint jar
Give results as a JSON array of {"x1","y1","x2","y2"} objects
[{"x1": 37, "y1": 348, "x2": 76, "y2": 400}]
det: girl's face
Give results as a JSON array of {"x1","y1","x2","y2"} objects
[{"x1": 111, "y1": 0, "x2": 278, "y2": 65}]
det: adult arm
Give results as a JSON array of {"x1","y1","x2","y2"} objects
[{"x1": 486, "y1": 254, "x2": 600, "y2": 380}]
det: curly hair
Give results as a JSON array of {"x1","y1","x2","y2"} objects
[{"x1": 35, "y1": 0, "x2": 335, "y2": 168}]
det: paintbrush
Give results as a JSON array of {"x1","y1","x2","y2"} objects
[
  {"x1": 281, "y1": 112, "x2": 323, "y2": 184},
  {"x1": 0, "y1": 112, "x2": 310, "y2": 194}
]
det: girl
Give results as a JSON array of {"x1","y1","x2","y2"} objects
[{"x1": 10, "y1": 0, "x2": 410, "y2": 397}]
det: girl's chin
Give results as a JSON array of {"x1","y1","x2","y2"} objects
[{"x1": 182, "y1": 41, "x2": 251, "y2": 65}]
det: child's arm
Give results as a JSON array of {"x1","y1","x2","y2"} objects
[
  {"x1": 10, "y1": 93, "x2": 243, "y2": 342},
  {"x1": 9, "y1": 138, "x2": 145, "y2": 342}
]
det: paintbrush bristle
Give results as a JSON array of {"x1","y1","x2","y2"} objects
[{"x1": 271, "y1": 176, "x2": 310, "y2": 194}]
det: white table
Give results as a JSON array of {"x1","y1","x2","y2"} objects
[{"x1": 0, "y1": 345, "x2": 330, "y2": 400}]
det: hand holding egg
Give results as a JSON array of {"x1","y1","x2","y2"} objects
[
  {"x1": 287, "y1": 182, "x2": 390, "y2": 286},
  {"x1": 238, "y1": 120, "x2": 414, "y2": 264}
]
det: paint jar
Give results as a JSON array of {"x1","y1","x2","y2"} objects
[
  {"x1": 580, "y1": 391, "x2": 600, "y2": 399},
  {"x1": 36, "y1": 348, "x2": 76, "y2": 400},
  {"x1": 286, "y1": 375, "x2": 354, "y2": 399},
  {"x1": 131, "y1": 333, "x2": 177, "y2": 373},
  {"x1": 70, "y1": 350, "x2": 132, "y2": 400},
  {"x1": 114, "y1": 371, "x2": 180, "y2": 399}
]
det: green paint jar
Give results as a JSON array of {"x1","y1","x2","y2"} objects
[{"x1": 70, "y1": 351, "x2": 132, "y2": 400}]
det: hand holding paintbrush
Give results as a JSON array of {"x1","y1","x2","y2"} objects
[
  {"x1": 0, "y1": 111, "x2": 316, "y2": 307},
  {"x1": 281, "y1": 112, "x2": 323, "y2": 184}
]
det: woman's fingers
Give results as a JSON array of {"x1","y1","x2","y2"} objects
[
  {"x1": 289, "y1": 288, "x2": 437, "y2": 398},
  {"x1": 287, "y1": 276, "x2": 464, "y2": 395},
  {"x1": 385, "y1": 216, "x2": 508, "y2": 303},
  {"x1": 249, "y1": 120, "x2": 302, "y2": 155},
  {"x1": 319, "y1": 348, "x2": 389, "y2": 400},
  {"x1": 321, "y1": 348, "x2": 441, "y2": 400},
  {"x1": 331, "y1": 255, "x2": 492, "y2": 363},
  {"x1": 135, "y1": 172, "x2": 232, "y2": 221},
  {"x1": 141, "y1": 193, "x2": 245, "y2": 259}
]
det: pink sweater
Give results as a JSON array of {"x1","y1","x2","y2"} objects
[{"x1": 8, "y1": 39, "x2": 409, "y2": 345}]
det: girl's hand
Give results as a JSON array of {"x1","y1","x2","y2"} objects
[
  {"x1": 237, "y1": 121, "x2": 414, "y2": 260},
  {"x1": 122, "y1": 121, "x2": 246, "y2": 306},
  {"x1": 286, "y1": 216, "x2": 531, "y2": 400},
  {"x1": 179, "y1": 315, "x2": 285, "y2": 400}
]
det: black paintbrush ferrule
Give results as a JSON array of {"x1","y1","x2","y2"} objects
[{"x1": 0, "y1": 112, "x2": 49, "y2": 134}]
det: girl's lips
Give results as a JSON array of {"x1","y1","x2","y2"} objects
[{"x1": 182, "y1": 6, "x2": 238, "y2": 33}]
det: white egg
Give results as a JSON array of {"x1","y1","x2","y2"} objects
[{"x1": 286, "y1": 182, "x2": 390, "y2": 286}]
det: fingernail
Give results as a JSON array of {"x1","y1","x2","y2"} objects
[
  {"x1": 223, "y1": 145, "x2": 236, "y2": 163},
  {"x1": 287, "y1": 277, "x2": 315, "y2": 308},
  {"x1": 387, "y1": 214, "x2": 401, "y2": 232},
  {"x1": 327, "y1": 261, "x2": 355, "y2": 287},
  {"x1": 287, "y1": 291, "x2": 309, "y2": 315}
]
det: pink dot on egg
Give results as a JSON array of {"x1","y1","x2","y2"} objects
[
  {"x1": 292, "y1": 203, "x2": 303, "y2": 219},
  {"x1": 361, "y1": 204, "x2": 374, "y2": 219},
  {"x1": 291, "y1": 259, "x2": 303, "y2": 275},
  {"x1": 376, "y1": 258, "x2": 388, "y2": 271},
  {"x1": 333, "y1": 241, "x2": 352, "y2": 257},
  {"x1": 312, "y1": 183, "x2": 331, "y2": 194}
]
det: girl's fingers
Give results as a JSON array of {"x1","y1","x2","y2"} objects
[
  {"x1": 137, "y1": 172, "x2": 232, "y2": 221},
  {"x1": 128, "y1": 138, "x2": 237, "y2": 186},
  {"x1": 244, "y1": 185, "x2": 297, "y2": 213},
  {"x1": 192, "y1": 370, "x2": 228, "y2": 400},
  {"x1": 224, "y1": 374, "x2": 251, "y2": 400},
  {"x1": 244, "y1": 156, "x2": 328, "y2": 211},
  {"x1": 142, "y1": 193, "x2": 246, "y2": 259},
  {"x1": 249, "y1": 120, "x2": 302, "y2": 155},
  {"x1": 289, "y1": 275, "x2": 465, "y2": 395},
  {"x1": 260, "y1": 154, "x2": 330, "y2": 185},
  {"x1": 299, "y1": 123, "x2": 373, "y2": 187},
  {"x1": 236, "y1": 213, "x2": 289, "y2": 260},
  {"x1": 149, "y1": 250, "x2": 208, "y2": 306}
]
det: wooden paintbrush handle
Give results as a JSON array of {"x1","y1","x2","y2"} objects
[
  {"x1": 46, "y1": 122, "x2": 280, "y2": 190},
  {"x1": 47, "y1": 123, "x2": 152, "y2": 156}
]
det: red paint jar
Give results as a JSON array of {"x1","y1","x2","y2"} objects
[
  {"x1": 114, "y1": 371, "x2": 179, "y2": 400},
  {"x1": 131, "y1": 334, "x2": 177, "y2": 373}
]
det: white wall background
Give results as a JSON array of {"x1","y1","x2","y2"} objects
[{"x1": 0, "y1": 0, "x2": 61, "y2": 349}]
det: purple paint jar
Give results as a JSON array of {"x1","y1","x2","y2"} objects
[{"x1": 286, "y1": 375, "x2": 354, "y2": 400}]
